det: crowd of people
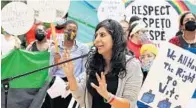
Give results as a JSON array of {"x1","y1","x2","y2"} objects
[{"x1": 1, "y1": 11, "x2": 196, "y2": 108}]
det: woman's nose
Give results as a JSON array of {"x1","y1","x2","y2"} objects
[{"x1": 94, "y1": 36, "x2": 100, "y2": 44}]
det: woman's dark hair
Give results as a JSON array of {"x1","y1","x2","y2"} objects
[
  {"x1": 86, "y1": 19, "x2": 127, "y2": 78},
  {"x1": 179, "y1": 12, "x2": 192, "y2": 26},
  {"x1": 177, "y1": 11, "x2": 195, "y2": 36},
  {"x1": 127, "y1": 21, "x2": 139, "y2": 40},
  {"x1": 129, "y1": 15, "x2": 140, "y2": 26},
  {"x1": 179, "y1": 11, "x2": 196, "y2": 26},
  {"x1": 175, "y1": 30, "x2": 183, "y2": 36}
]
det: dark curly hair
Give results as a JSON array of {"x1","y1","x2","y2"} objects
[{"x1": 86, "y1": 19, "x2": 127, "y2": 78}]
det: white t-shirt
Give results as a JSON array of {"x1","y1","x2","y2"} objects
[{"x1": 1, "y1": 34, "x2": 21, "y2": 56}]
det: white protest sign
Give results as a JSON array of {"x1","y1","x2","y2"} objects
[
  {"x1": 138, "y1": 42, "x2": 196, "y2": 107},
  {"x1": 47, "y1": 76, "x2": 70, "y2": 99},
  {"x1": 97, "y1": 0, "x2": 125, "y2": 22},
  {"x1": 27, "y1": 0, "x2": 70, "y2": 23},
  {"x1": 1, "y1": 2, "x2": 34, "y2": 35},
  {"x1": 186, "y1": 99, "x2": 196, "y2": 108},
  {"x1": 125, "y1": 0, "x2": 179, "y2": 47}
]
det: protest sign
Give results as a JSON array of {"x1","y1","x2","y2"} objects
[
  {"x1": 138, "y1": 42, "x2": 196, "y2": 108},
  {"x1": 98, "y1": 0, "x2": 125, "y2": 22},
  {"x1": 27, "y1": 0, "x2": 70, "y2": 23},
  {"x1": 1, "y1": 2, "x2": 34, "y2": 35},
  {"x1": 125, "y1": 0, "x2": 189, "y2": 47}
]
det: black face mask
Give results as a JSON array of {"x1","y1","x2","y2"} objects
[
  {"x1": 35, "y1": 29, "x2": 46, "y2": 41},
  {"x1": 185, "y1": 21, "x2": 196, "y2": 31}
]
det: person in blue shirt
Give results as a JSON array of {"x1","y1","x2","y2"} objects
[
  {"x1": 50, "y1": 20, "x2": 89, "y2": 78},
  {"x1": 42, "y1": 20, "x2": 89, "y2": 108}
]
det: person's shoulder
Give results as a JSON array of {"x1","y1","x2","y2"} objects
[
  {"x1": 126, "y1": 55, "x2": 140, "y2": 66},
  {"x1": 26, "y1": 40, "x2": 36, "y2": 51},
  {"x1": 125, "y1": 55, "x2": 141, "y2": 75},
  {"x1": 14, "y1": 36, "x2": 21, "y2": 42},
  {"x1": 76, "y1": 41, "x2": 87, "y2": 46},
  {"x1": 169, "y1": 36, "x2": 179, "y2": 41},
  {"x1": 76, "y1": 41, "x2": 89, "y2": 50},
  {"x1": 169, "y1": 36, "x2": 180, "y2": 46},
  {"x1": 28, "y1": 40, "x2": 36, "y2": 46},
  {"x1": 49, "y1": 43, "x2": 61, "y2": 53},
  {"x1": 48, "y1": 39, "x2": 55, "y2": 45}
]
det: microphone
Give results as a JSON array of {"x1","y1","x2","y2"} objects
[
  {"x1": 88, "y1": 46, "x2": 97, "y2": 55},
  {"x1": 86, "y1": 46, "x2": 97, "y2": 62},
  {"x1": 1, "y1": 46, "x2": 97, "y2": 108}
]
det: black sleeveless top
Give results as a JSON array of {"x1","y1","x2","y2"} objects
[
  {"x1": 31, "y1": 42, "x2": 39, "y2": 51},
  {"x1": 31, "y1": 42, "x2": 48, "y2": 52}
]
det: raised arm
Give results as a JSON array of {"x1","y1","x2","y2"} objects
[{"x1": 62, "y1": 49, "x2": 86, "y2": 106}]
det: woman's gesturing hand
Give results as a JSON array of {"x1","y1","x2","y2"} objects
[
  {"x1": 62, "y1": 49, "x2": 74, "y2": 77},
  {"x1": 91, "y1": 72, "x2": 110, "y2": 100}
]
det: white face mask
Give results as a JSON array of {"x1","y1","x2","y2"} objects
[
  {"x1": 139, "y1": 32, "x2": 149, "y2": 44},
  {"x1": 141, "y1": 60, "x2": 153, "y2": 72}
]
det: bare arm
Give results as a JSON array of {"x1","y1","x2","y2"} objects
[{"x1": 62, "y1": 49, "x2": 78, "y2": 90}]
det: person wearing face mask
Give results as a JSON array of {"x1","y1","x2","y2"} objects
[
  {"x1": 136, "y1": 44, "x2": 158, "y2": 108},
  {"x1": 169, "y1": 12, "x2": 196, "y2": 108},
  {"x1": 139, "y1": 44, "x2": 158, "y2": 82},
  {"x1": 62, "y1": 19, "x2": 143, "y2": 108},
  {"x1": 26, "y1": 19, "x2": 43, "y2": 45},
  {"x1": 41, "y1": 20, "x2": 89, "y2": 108},
  {"x1": 127, "y1": 21, "x2": 151, "y2": 59},
  {"x1": 169, "y1": 11, "x2": 196, "y2": 49},
  {"x1": 46, "y1": 13, "x2": 69, "y2": 47},
  {"x1": 26, "y1": 25, "x2": 52, "y2": 52}
]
